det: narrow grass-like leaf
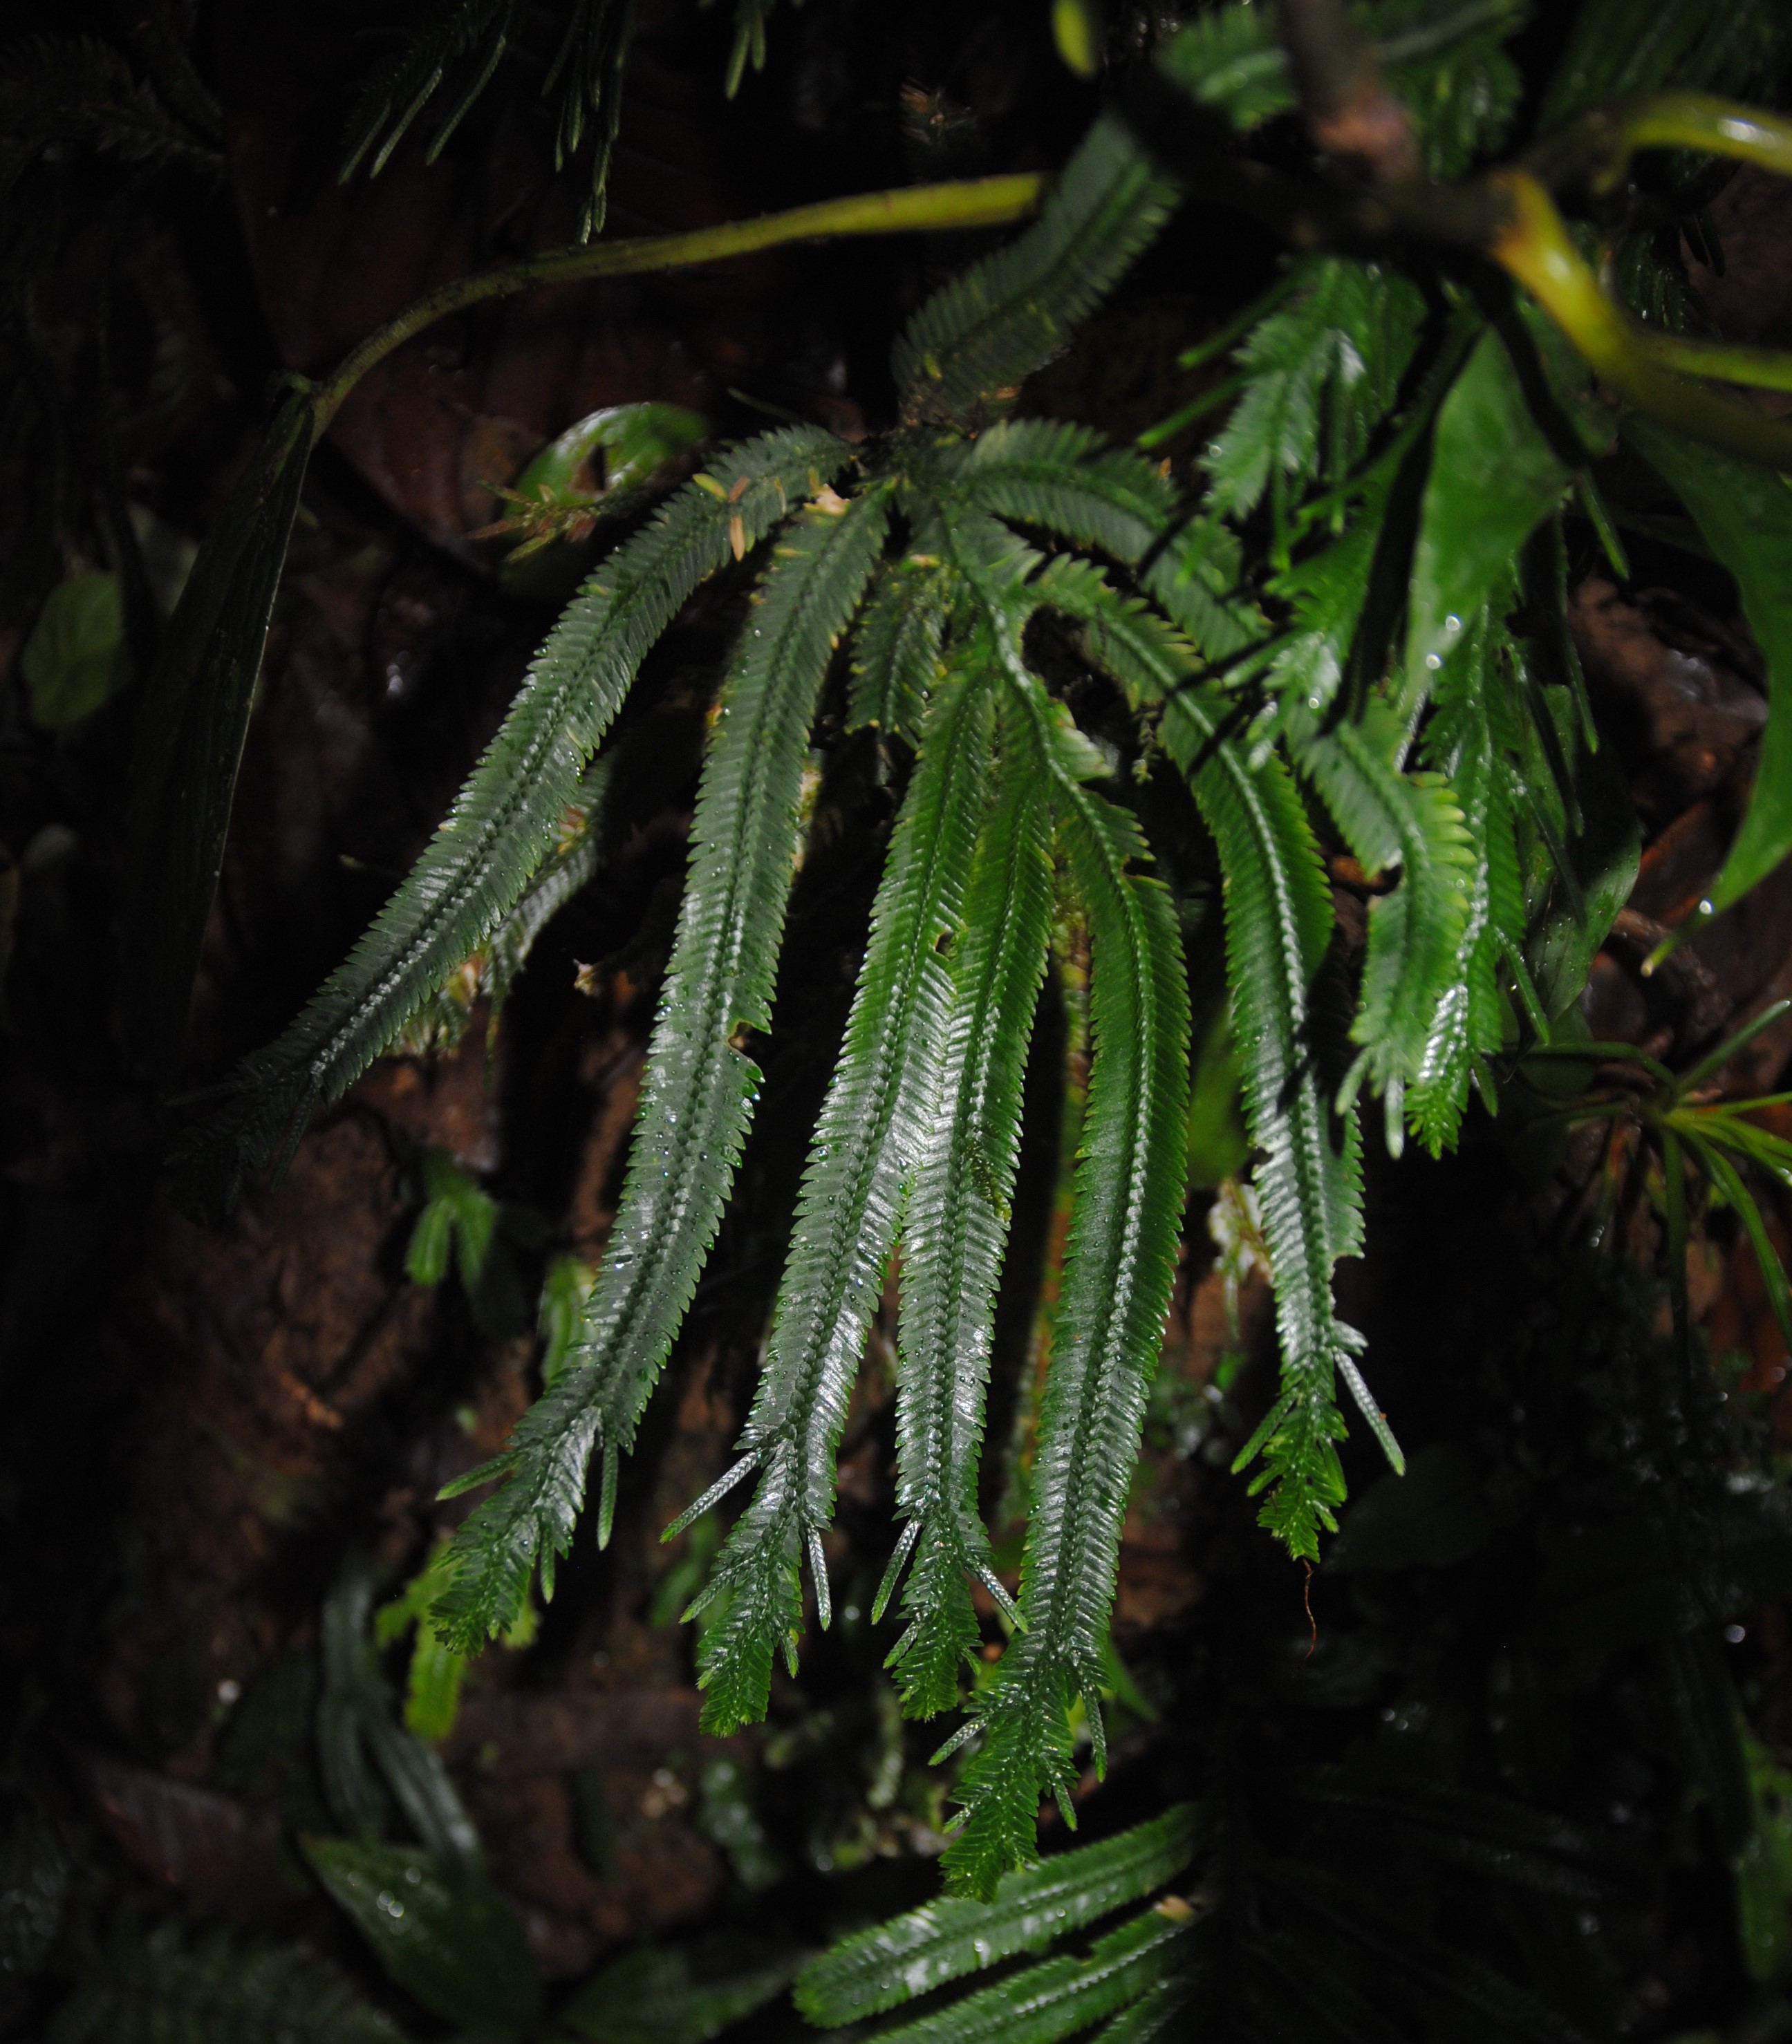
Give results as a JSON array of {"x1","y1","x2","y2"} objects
[
  {"x1": 690, "y1": 652, "x2": 999, "y2": 1732},
  {"x1": 867, "y1": 1906, "x2": 1196, "y2": 2044},
  {"x1": 886, "y1": 707, "x2": 1055, "y2": 1716},
  {"x1": 946, "y1": 657, "x2": 1189, "y2": 1896},
  {"x1": 118, "y1": 386, "x2": 314, "y2": 1078},
  {"x1": 1161, "y1": 688, "x2": 1367, "y2": 1560},
  {"x1": 796, "y1": 1802, "x2": 1202, "y2": 2023},
  {"x1": 893, "y1": 115, "x2": 1179, "y2": 427},
  {"x1": 433, "y1": 479, "x2": 884, "y2": 1651},
  {"x1": 181, "y1": 426, "x2": 845, "y2": 1214}
]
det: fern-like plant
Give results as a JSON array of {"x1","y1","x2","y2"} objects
[{"x1": 181, "y1": 0, "x2": 1792, "y2": 1897}]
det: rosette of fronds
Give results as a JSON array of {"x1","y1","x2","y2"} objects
[{"x1": 183, "y1": 0, "x2": 1792, "y2": 1895}]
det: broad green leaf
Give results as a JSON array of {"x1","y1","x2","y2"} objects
[
  {"x1": 1621, "y1": 420, "x2": 1792, "y2": 919},
  {"x1": 1327, "y1": 1443, "x2": 1493, "y2": 1571},
  {"x1": 796, "y1": 1803, "x2": 1202, "y2": 2024},
  {"x1": 894, "y1": 114, "x2": 1180, "y2": 427},
  {"x1": 884, "y1": 722, "x2": 1054, "y2": 1717},
  {"x1": 19, "y1": 572, "x2": 129, "y2": 727},
  {"x1": 182, "y1": 425, "x2": 845, "y2": 1215},
  {"x1": 435, "y1": 476, "x2": 884, "y2": 1652},
  {"x1": 118, "y1": 385, "x2": 314, "y2": 1078},
  {"x1": 868, "y1": 1906, "x2": 1197, "y2": 2044},
  {"x1": 1403, "y1": 326, "x2": 1569, "y2": 717},
  {"x1": 559, "y1": 1944, "x2": 799, "y2": 2043},
  {"x1": 303, "y1": 1839, "x2": 540, "y2": 2040},
  {"x1": 689, "y1": 646, "x2": 998, "y2": 1734}
]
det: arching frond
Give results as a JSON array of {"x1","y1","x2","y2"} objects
[
  {"x1": 893, "y1": 115, "x2": 1180, "y2": 427},
  {"x1": 882, "y1": 702, "x2": 1055, "y2": 1718},
  {"x1": 1161, "y1": 688, "x2": 1374, "y2": 1562},
  {"x1": 687, "y1": 653, "x2": 1000, "y2": 1734},
  {"x1": 946, "y1": 660, "x2": 1188, "y2": 1897},
  {"x1": 433, "y1": 480, "x2": 888, "y2": 1651},
  {"x1": 182, "y1": 426, "x2": 846, "y2": 1211}
]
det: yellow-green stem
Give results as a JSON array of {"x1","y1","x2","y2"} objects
[
  {"x1": 312, "y1": 174, "x2": 1045, "y2": 429},
  {"x1": 1488, "y1": 169, "x2": 1792, "y2": 473}
]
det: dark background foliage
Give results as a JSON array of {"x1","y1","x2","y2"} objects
[{"x1": 10, "y1": 2, "x2": 1792, "y2": 2039}]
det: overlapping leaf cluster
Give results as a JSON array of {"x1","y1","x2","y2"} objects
[{"x1": 185, "y1": 0, "x2": 1792, "y2": 1898}]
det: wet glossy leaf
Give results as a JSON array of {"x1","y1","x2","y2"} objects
[{"x1": 303, "y1": 1838, "x2": 540, "y2": 2039}]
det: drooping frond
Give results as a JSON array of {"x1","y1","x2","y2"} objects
[
  {"x1": 1408, "y1": 603, "x2": 1529, "y2": 1153},
  {"x1": 945, "y1": 659, "x2": 1189, "y2": 1897},
  {"x1": 686, "y1": 651, "x2": 1000, "y2": 1734},
  {"x1": 797, "y1": 1802, "x2": 1202, "y2": 2024},
  {"x1": 182, "y1": 426, "x2": 846, "y2": 1212},
  {"x1": 893, "y1": 114, "x2": 1180, "y2": 428},
  {"x1": 847, "y1": 554, "x2": 954, "y2": 747},
  {"x1": 433, "y1": 480, "x2": 889, "y2": 1651},
  {"x1": 399, "y1": 755, "x2": 613, "y2": 1057},
  {"x1": 881, "y1": 709, "x2": 1055, "y2": 1718},
  {"x1": 1160, "y1": 688, "x2": 1372, "y2": 1562},
  {"x1": 1293, "y1": 696, "x2": 1473, "y2": 1144}
]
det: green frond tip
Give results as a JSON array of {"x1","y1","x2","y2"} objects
[
  {"x1": 893, "y1": 113, "x2": 1181, "y2": 427},
  {"x1": 944, "y1": 659, "x2": 1188, "y2": 1895},
  {"x1": 886, "y1": 721, "x2": 1054, "y2": 1717},
  {"x1": 176, "y1": 424, "x2": 847, "y2": 1221},
  {"x1": 691, "y1": 654, "x2": 1001, "y2": 1734},
  {"x1": 431, "y1": 480, "x2": 887, "y2": 1655}
]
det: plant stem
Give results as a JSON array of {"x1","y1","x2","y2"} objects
[
  {"x1": 1276, "y1": 0, "x2": 1418, "y2": 184},
  {"x1": 1487, "y1": 169, "x2": 1792, "y2": 473},
  {"x1": 311, "y1": 173, "x2": 1045, "y2": 429}
]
